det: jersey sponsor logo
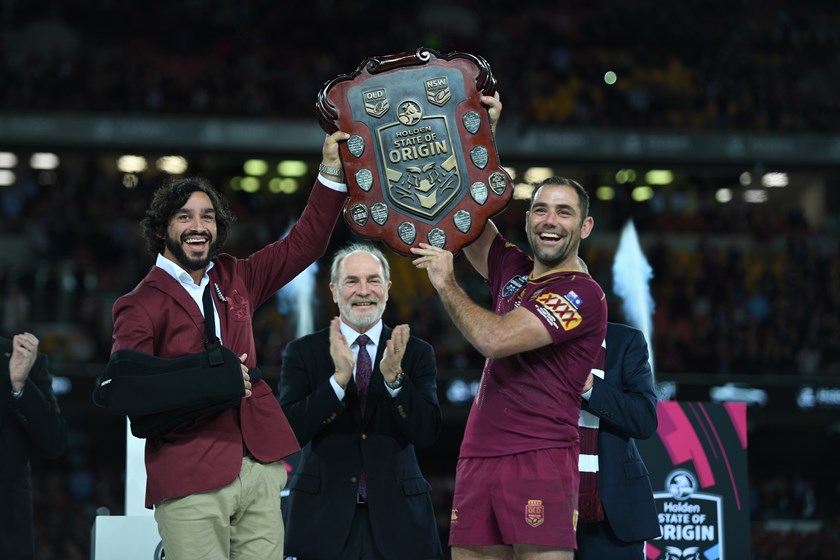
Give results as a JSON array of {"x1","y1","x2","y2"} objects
[
  {"x1": 535, "y1": 292, "x2": 583, "y2": 331},
  {"x1": 565, "y1": 290, "x2": 583, "y2": 308},
  {"x1": 526, "y1": 499, "x2": 545, "y2": 527},
  {"x1": 536, "y1": 305, "x2": 559, "y2": 329},
  {"x1": 502, "y1": 274, "x2": 528, "y2": 297}
]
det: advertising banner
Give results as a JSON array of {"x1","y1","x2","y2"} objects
[{"x1": 637, "y1": 401, "x2": 751, "y2": 559}]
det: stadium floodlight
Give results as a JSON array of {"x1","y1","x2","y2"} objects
[
  {"x1": 761, "y1": 172, "x2": 788, "y2": 188},
  {"x1": 0, "y1": 152, "x2": 18, "y2": 168},
  {"x1": 277, "y1": 160, "x2": 307, "y2": 177},
  {"x1": 117, "y1": 155, "x2": 147, "y2": 173},
  {"x1": 31, "y1": 152, "x2": 60, "y2": 170}
]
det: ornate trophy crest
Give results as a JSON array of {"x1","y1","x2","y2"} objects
[{"x1": 317, "y1": 47, "x2": 512, "y2": 255}]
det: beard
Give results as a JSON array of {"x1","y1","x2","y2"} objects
[
  {"x1": 338, "y1": 298, "x2": 386, "y2": 331},
  {"x1": 527, "y1": 227, "x2": 580, "y2": 270},
  {"x1": 164, "y1": 232, "x2": 218, "y2": 272}
]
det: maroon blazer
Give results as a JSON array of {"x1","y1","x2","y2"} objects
[{"x1": 111, "y1": 180, "x2": 346, "y2": 508}]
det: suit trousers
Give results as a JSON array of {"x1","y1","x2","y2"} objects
[
  {"x1": 0, "y1": 470, "x2": 35, "y2": 560},
  {"x1": 576, "y1": 520, "x2": 646, "y2": 560},
  {"x1": 335, "y1": 505, "x2": 387, "y2": 560},
  {"x1": 154, "y1": 457, "x2": 287, "y2": 560}
]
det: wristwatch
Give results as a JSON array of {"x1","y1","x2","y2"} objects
[
  {"x1": 318, "y1": 163, "x2": 344, "y2": 179},
  {"x1": 384, "y1": 371, "x2": 405, "y2": 390}
]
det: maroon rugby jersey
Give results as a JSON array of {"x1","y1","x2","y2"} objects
[{"x1": 459, "y1": 234, "x2": 607, "y2": 458}]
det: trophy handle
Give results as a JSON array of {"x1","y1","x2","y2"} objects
[
  {"x1": 366, "y1": 48, "x2": 496, "y2": 97},
  {"x1": 365, "y1": 48, "x2": 433, "y2": 73},
  {"x1": 316, "y1": 87, "x2": 339, "y2": 134},
  {"x1": 317, "y1": 47, "x2": 498, "y2": 133}
]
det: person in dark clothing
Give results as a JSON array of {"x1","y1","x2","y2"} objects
[{"x1": 1, "y1": 332, "x2": 68, "y2": 560}]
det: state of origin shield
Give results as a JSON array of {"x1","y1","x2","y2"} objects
[{"x1": 316, "y1": 47, "x2": 512, "y2": 255}]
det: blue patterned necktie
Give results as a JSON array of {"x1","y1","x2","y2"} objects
[
  {"x1": 355, "y1": 334, "x2": 372, "y2": 414},
  {"x1": 355, "y1": 334, "x2": 372, "y2": 500}
]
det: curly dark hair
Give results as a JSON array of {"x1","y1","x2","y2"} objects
[{"x1": 140, "y1": 176, "x2": 236, "y2": 255}]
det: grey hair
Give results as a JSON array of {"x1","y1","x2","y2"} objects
[{"x1": 330, "y1": 242, "x2": 391, "y2": 284}]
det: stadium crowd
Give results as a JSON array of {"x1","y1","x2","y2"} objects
[{"x1": 2, "y1": 0, "x2": 840, "y2": 132}]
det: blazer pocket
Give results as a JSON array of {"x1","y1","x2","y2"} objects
[
  {"x1": 622, "y1": 459, "x2": 650, "y2": 480},
  {"x1": 289, "y1": 473, "x2": 321, "y2": 494},
  {"x1": 401, "y1": 477, "x2": 432, "y2": 496}
]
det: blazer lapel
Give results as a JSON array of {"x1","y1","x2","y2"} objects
[
  {"x1": 328, "y1": 329, "x2": 363, "y2": 426},
  {"x1": 145, "y1": 267, "x2": 207, "y2": 338},
  {"x1": 206, "y1": 272, "x2": 228, "y2": 342},
  {"x1": 361, "y1": 325, "x2": 391, "y2": 424}
]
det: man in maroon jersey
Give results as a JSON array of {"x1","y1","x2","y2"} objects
[{"x1": 412, "y1": 96, "x2": 607, "y2": 560}]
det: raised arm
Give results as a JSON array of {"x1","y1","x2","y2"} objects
[
  {"x1": 463, "y1": 93, "x2": 504, "y2": 279},
  {"x1": 384, "y1": 335, "x2": 442, "y2": 449},
  {"x1": 7, "y1": 338, "x2": 68, "y2": 459}
]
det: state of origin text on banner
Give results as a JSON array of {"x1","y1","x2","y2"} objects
[{"x1": 637, "y1": 401, "x2": 750, "y2": 560}]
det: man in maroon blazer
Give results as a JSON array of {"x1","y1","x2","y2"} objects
[{"x1": 110, "y1": 131, "x2": 350, "y2": 559}]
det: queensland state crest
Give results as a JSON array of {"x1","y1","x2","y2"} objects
[{"x1": 525, "y1": 499, "x2": 545, "y2": 527}]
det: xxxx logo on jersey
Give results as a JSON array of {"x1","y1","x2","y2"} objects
[{"x1": 535, "y1": 292, "x2": 583, "y2": 331}]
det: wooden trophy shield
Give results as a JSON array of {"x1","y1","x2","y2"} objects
[{"x1": 317, "y1": 47, "x2": 512, "y2": 256}]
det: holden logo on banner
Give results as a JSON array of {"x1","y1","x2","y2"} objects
[{"x1": 652, "y1": 469, "x2": 724, "y2": 559}]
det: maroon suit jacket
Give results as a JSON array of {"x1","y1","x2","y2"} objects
[{"x1": 111, "y1": 180, "x2": 346, "y2": 508}]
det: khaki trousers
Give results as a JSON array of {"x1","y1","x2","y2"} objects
[{"x1": 154, "y1": 457, "x2": 287, "y2": 560}]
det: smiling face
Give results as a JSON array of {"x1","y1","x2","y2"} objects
[
  {"x1": 331, "y1": 251, "x2": 390, "y2": 333},
  {"x1": 525, "y1": 183, "x2": 593, "y2": 274},
  {"x1": 162, "y1": 190, "x2": 218, "y2": 277}
]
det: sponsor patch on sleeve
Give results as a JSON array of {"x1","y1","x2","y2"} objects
[
  {"x1": 535, "y1": 292, "x2": 583, "y2": 331},
  {"x1": 503, "y1": 274, "x2": 529, "y2": 297},
  {"x1": 565, "y1": 290, "x2": 583, "y2": 309}
]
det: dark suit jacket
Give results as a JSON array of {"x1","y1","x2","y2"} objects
[
  {"x1": 111, "y1": 180, "x2": 346, "y2": 508},
  {"x1": 278, "y1": 324, "x2": 443, "y2": 560},
  {"x1": 0, "y1": 338, "x2": 68, "y2": 560},
  {"x1": 581, "y1": 322, "x2": 661, "y2": 543}
]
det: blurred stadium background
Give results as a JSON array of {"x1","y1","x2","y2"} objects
[{"x1": 2, "y1": 1, "x2": 839, "y2": 558}]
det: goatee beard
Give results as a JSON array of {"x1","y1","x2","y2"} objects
[{"x1": 165, "y1": 234, "x2": 215, "y2": 271}]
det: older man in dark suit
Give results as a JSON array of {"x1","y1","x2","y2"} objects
[
  {"x1": 279, "y1": 242, "x2": 443, "y2": 560},
  {"x1": 576, "y1": 322, "x2": 661, "y2": 559},
  {"x1": 1, "y1": 332, "x2": 67, "y2": 560}
]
